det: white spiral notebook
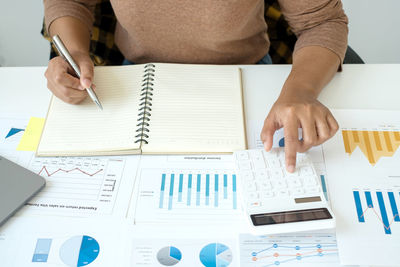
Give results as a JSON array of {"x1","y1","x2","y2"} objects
[{"x1": 37, "y1": 63, "x2": 247, "y2": 156}]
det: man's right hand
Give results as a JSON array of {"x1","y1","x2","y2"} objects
[{"x1": 44, "y1": 50, "x2": 94, "y2": 104}]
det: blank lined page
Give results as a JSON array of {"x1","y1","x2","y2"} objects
[
  {"x1": 143, "y1": 63, "x2": 246, "y2": 154},
  {"x1": 37, "y1": 65, "x2": 143, "y2": 156}
]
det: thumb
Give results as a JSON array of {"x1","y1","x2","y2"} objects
[{"x1": 77, "y1": 57, "x2": 94, "y2": 89}]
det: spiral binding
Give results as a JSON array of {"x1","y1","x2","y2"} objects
[{"x1": 135, "y1": 64, "x2": 155, "y2": 144}]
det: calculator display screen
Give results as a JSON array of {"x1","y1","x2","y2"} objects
[{"x1": 250, "y1": 208, "x2": 332, "y2": 226}]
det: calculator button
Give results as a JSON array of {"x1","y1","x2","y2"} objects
[
  {"x1": 255, "y1": 170, "x2": 269, "y2": 180},
  {"x1": 277, "y1": 189, "x2": 289, "y2": 197},
  {"x1": 241, "y1": 171, "x2": 254, "y2": 182},
  {"x1": 259, "y1": 181, "x2": 272, "y2": 191},
  {"x1": 268, "y1": 158, "x2": 281, "y2": 168},
  {"x1": 303, "y1": 176, "x2": 318, "y2": 186},
  {"x1": 261, "y1": 191, "x2": 275, "y2": 198},
  {"x1": 300, "y1": 166, "x2": 314, "y2": 176},
  {"x1": 247, "y1": 192, "x2": 259, "y2": 200},
  {"x1": 250, "y1": 150, "x2": 266, "y2": 169},
  {"x1": 246, "y1": 182, "x2": 257, "y2": 192},
  {"x1": 305, "y1": 187, "x2": 320, "y2": 194},
  {"x1": 239, "y1": 161, "x2": 252, "y2": 170},
  {"x1": 270, "y1": 169, "x2": 283, "y2": 179},
  {"x1": 290, "y1": 188, "x2": 305, "y2": 196},
  {"x1": 272, "y1": 180, "x2": 287, "y2": 189},
  {"x1": 237, "y1": 151, "x2": 249, "y2": 160},
  {"x1": 287, "y1": 178, "x2": 302, "y2": 188},
  {"x1": 248, "y1": 201, "x2": 261, "y2": 208}
]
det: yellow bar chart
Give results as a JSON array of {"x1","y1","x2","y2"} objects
[{"x1": 342, "y1": 130, "x2": 400, "y2": 165}]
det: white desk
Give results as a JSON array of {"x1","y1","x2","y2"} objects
[
  {"x1": 1, "y1": 64, "x2": 400, "y2": 124},
  {"x1": 0, "y1": 64, "x2": 399, "y2": 267}
]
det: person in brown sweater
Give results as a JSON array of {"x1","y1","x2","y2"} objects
[{"x1": 43, "y1": 0, "x2": 348, "y2": 171}]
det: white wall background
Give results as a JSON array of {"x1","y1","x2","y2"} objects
[{"x1": 0, "y1": 0, "x2": 399, "y2": 66}]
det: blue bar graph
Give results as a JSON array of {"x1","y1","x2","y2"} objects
[
  {"x1": 388, "y1": 192, "x2": 400, "y2": 221},
  {"x1": 187, "y1": 174, "x2": 192, "y2": 206},
  {"x1": 233, "y1": 174, "x2": 237, "y2": 209},
  {"x1": 223, "y1": 174, "x2": 228, "y2": 199},
  {"x1": 376, "y1": 191, "x2": 391, "y2": 234},
  {"x1": 320, "y1": 175, "x2": 328, "y2": 201},
  {"x1": 159, "y1": 174, "x2": 166, "y2": 208},
  {"x1": 168, "y1": 174, "x2": 175, "y2": 210},
  {"x1": 32, "y1": 239, "x2": 52, "y2": 262},
  {"x1": 353, "y1": 190, "x2": 399, "y2": 235},
  {"x1": 206, "y1": 174, "x2": 210, "y2": 205},
  {"x1": 197, "y1": 174, "x2": 201, "y2": 206},
  {"x1": 178, "y1": 174, "x2": 183, "y2": 202},
  {"x1": 365, "y1": 191, "x2": 373, "y2": 208},
  {"x1": 158, "y1": 172, "x2": 238, "y2": 211},
  {"x1": 353, "y1": 191, "x2": 365, "y2": 222},
  {"x1": 215, "y1": 174, "x2": 219, "y2": 207}
]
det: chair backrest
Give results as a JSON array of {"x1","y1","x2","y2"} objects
[{"x1": 42, "y1": 0, "x2": 296, "y2": 65}]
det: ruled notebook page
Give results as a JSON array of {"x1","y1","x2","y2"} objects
[
  {"x1": 37, "y1": 65, "x2": 143, "y2": 156},
  {"x1": 142, "y1": 63, "x2": 246, "y2": 154}
]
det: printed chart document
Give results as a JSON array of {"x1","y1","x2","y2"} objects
[
  {"x1": 128, "y1": 225, "x2": 239, "y2": 267},
  {"x1": 323, "y1": 109, "x2": 400, "y2": 265},
  {"x1": 0, "y1": 116, "x2": 140, "y2": 217},
  {"x1": 0, "y1": 217, "x2": 128, "y2": 267},
  {"x1": 239, "y1": 233, "x2": 342, "y2": 267},
  {"x1": 37, "y1": 63, "x2": 246, "y2": 156},
  {"x1": 130, "y1": 154, "x2": 246, "y2": 224}
]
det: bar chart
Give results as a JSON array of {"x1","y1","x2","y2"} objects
[
  {"x1": 342, "y1": 130, "x2": 400, "y2": 165},
  {"x1": 135, "y1": 169, "x2": 241, "y2": 223},
  {"x1": 159, "y1": 172, "x2": 237, "y2": 211},
  {"x1": 353, "y1": 190, "x2": 400, "y2": 235}
]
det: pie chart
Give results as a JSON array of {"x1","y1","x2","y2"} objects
[
  {"x1": 157, "y1": 246, "x2": 182, "y2": 266},
  {"x1": 59, "y1": 235, "x2": 100, "y2": 267},
  {"x1": 199, "y1": 243, "x2": 233, "y2": 267}
]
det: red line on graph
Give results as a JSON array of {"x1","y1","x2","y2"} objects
[
  {"x1": 360, "y1": 205, "x2": 400, "y2": 230},
  {"x1": 256, "y1": 249, "x2": 338, "y2": 260},
  {"x1": 38, "y1": 166, "x2": 103, "y2": 177}
]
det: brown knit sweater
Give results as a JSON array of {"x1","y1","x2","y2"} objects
[{"x1": 43, "y1": 0, "x2": 348, "y2": 64}]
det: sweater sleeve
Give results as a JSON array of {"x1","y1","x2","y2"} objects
[
  {"x1": 278, "y1": 0, "x2": 349, "y2": 64},
  {"x1": 43, "y1": 0, "x2": 98, "y2": 34}
]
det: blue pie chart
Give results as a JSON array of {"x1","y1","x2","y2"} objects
[
  {"x1": 199, "y1": 243, "x2": 233, "y2": 267},
  {"x1": 59, "y1": 235, "x2": 100, "y2": 267},
  {"x1": 157, "y1": 246, "x2": 182, "y2": 266}
]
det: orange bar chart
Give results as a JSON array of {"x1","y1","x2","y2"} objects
[{"x1": 342, "y1": 130, "x2": 400, "y2": 165}]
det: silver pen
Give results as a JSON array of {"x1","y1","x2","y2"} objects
[{"x1": 52, "y1": 35, "x2": 103, "y2": 110}]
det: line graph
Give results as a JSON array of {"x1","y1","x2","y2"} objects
[
  {"x1": 353, "y1": 190, "x2": 400, "y2": 234},
  {"x1": 240, "y1": 234, "x2": 340, "y2": 267},
  {"x1": 26, "y1": 157, "x2": 125, "y2": 214},
  {"x1": 38, "y1": 166, "x2": 103, "y2": 177}
]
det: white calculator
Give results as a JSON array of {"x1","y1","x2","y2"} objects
[{"x1": 234, "y1": 148, "x2": 335, "y2": 234}]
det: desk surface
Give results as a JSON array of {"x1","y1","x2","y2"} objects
[
  {"x1": 0, "y1": 64, "x2": 399, "y2": 267},
  {"x1": 1, "y1": 64, "x2": 400, "y2": 121}
]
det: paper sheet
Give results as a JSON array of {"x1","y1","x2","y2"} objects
[{"x1": 323, "y1": 109, "x2": 400, "y2": 266}]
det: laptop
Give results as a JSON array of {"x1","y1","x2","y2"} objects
[{"x1": 0, "y1": 156, "x2": 45, "y2": 226}]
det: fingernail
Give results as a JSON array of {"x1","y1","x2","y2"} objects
[
  {"x1": 287, "y1": 165, "x2": 295, "y2": 173},
  {"x1": 82, "y1": 78, "x2": 91, "y2": 88},
  {"x1": 263, "y1": 142, "x2": 270, "y2": 151}
]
